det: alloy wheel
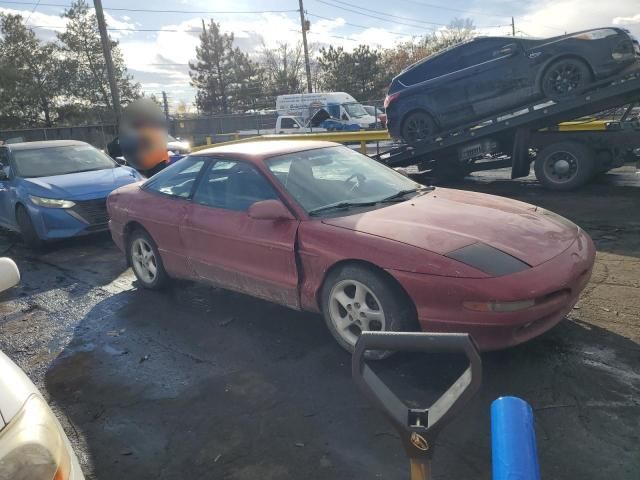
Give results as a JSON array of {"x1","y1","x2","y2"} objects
[
  {"x1": 545, "y1": 63, "x2": 585, "y2": 96},
  {"x1": 328, "y1": 279, "x2": 386, "y2": 347},
  {"x1": 131, "y1": 237, "x2": 158, "y2": 284}
]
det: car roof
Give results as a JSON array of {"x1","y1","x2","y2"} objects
[
  {"x1": 192, "y1": 140, "x2": 339, "y2": 162},
  {"x1": 4, "y1": 140, "x2": 90, "y2": 151}
]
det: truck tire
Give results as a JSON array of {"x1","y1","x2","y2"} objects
[
  {"x1": 534, "y1": 141, "x2": 595, "y2": 191},
  {"x1": 541, "y1": 58, "x2": 592, "y2": 101}
]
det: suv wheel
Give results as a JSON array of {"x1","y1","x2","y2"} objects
[{"x1": 401, "y1": 111, "x2": 436, "y2": 145}]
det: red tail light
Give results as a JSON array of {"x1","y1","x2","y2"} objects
[{"x1": 384, "y1": 92, "x2": 400, "y2": 109}]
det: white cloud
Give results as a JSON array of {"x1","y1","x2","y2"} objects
[
  {"x1": 613, "y1": 13, "x2": 640, "y2": 26},
  {"x1": 515, "y1": 0, "x2": 640, "y2": 38}
]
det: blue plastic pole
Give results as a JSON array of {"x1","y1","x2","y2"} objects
[{"x1": 491, "y1": 396, "x2": 540, "y2": 480}]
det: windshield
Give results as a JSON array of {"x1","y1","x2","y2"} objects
[
  {"x1": 265, "y1": 145, "x2": 422, "y2": 214},
  {"x1": 13, "y1": 145, "x2": 117, "y2": 178},
  {"x1": 343, "y1": 103, "x2": 368, "y2": 118}
]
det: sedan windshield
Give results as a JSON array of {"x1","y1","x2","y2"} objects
[
  {"x1": 13, "y1": 145, "x2": 116, "y2": 178},
  {"x1": 266, "y1": 146, "x2": 424, "y2": 214}
]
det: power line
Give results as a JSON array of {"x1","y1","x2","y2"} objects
[
  {"x1": 314, "y1": 0, "x2": 446, "y2": 28},
  {"x1": 322, "y1": 0, "x2": 458, "y2": 27},
  {"x1": 314, "y1": 0, "x2": 509, "y2": 29},
  {"x1": 396, "y1": 0, "x2": 510, "y2": 20},
  {"x1": 308, "y1": 12, "x2": 417, "y2": 37},
  {"x1": 0, "y1": 1, "x2": 298, "y2": 14},
  {"x1": 23, "y1": 0, "x2": 40, "y2": 23}
]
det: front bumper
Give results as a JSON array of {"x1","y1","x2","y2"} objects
[
  {"x1": 27, "y1": 198, "x2": 109, "y2": 240},
  {"x1": 389, "y1": 229, "x2": 596, "y2": 350}
]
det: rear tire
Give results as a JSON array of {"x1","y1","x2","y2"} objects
[
  {"x1": 534, "y1": 141, "x2": 595, "y2": 191},
  {"x1": 401, "y1": 111, "x2": 437, "y2": 145},
  {"x1": 16, "y1": 205, "x2": 43, "y2": 249},
  {"x1": 127, "y1": 228, "x2": 169, "y2": 289},
  {"x1": 541, "y1": 58, "x2": 592, "y2": 101},
  {"x1": 321, "y1": 264, "x2": 417, "y2": 360}
]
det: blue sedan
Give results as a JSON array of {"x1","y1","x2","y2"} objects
[{"x1": 0, "y1": 140, "x2": 143, "y2": 246}]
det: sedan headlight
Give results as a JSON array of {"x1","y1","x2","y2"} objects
[
  {"x1": 0, "y1": 394, "x2": 71, "y2": 480},
  {"x1": 573, "y1": 29, "x2": 617, "y2": 40},
  {"x1": 29, "y1": 196, "x2": 75, "y2": 209}
]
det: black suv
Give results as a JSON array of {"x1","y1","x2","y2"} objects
[{"x1": 385, "y1": 28, "x2": 640, "y2": 144}]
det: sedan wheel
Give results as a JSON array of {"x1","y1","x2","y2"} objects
[
  {"x1": 128, "y1": 229, "x2": 168, "y2": 289},
  {"x1": 321, "y1": 264, "x2": 417, "y2": 359},
  {"x1": 328, "y1": 279, "x2": 386, "y2": 346},
  {"x1": 542, "y1": 59, "x2": 592, "y2": 101}
]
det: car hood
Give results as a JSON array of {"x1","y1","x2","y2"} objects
[
  {"x1": 321, "y1": 188, "x2": 579, "y2": 267},
  {"x1": 23, "y1": 167, "x2": 141, "y2": 200}
]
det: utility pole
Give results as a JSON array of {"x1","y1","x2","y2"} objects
[
  {"x1": 162, "y1": 91, "x2": 170, "y2": 122},
  {"x1": 93, "y1": 0, "x2": 121, "y2": 127},
  {"x1": 511, "y1": 17, "x2": 516, "y2": 36},
  {"x1": 298, "y1": 0, "x2": 313, "y2": 93}
]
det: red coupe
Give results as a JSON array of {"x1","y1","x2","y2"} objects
[{"x1": 107, "y1": 141, "x2": 595, "y2": 356}]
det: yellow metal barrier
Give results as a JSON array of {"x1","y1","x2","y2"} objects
[
  {"x1": 192, "y1": 130, "x2": 391, "y2": 152},
  {"x1": 190, "y1": 119, "x2": 610, "y2": 153}
]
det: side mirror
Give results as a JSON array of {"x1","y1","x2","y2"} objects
[
  {"x1": 248, "y1": 199, "x2": 294, "y2": 221},
  {"x1": 0, "y1": 258, "x2": 20, "y2": 293}
]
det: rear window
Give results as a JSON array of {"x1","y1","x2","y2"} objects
[{"x1": 399, "y1": 50, "x2": 466, "y2": 85}]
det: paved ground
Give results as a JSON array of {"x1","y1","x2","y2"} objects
[{"x1": 0, "y1": 166, "x2": 638, "y2": 480}]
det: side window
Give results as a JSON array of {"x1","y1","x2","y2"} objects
[
  {"x1": 193, "y1": 160, "x2": 277, "y2": 212},
  {"x1": 459, "y1": 39, "x2": 516, "y2": 67},
  {"x1": 143, "y1": 157, "x2": 206, "y2": 198},
  {"x1": 399, "y1": 50, "x2": 464, "y2": 85},
  {"x1": 280, "y1": 118, "x2": 296, "y2": 129}
]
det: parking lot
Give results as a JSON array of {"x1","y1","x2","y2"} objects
[{"x1": 0, "y1": 167, "x2": 638, "y2": 480}]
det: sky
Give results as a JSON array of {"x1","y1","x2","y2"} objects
[{"x1": 1, "y1": 0, "x2": 639, "y2": 111}]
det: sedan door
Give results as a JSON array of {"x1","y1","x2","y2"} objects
[{"x1": 181, "y1": 159, "x2": 300, "y2": 308}]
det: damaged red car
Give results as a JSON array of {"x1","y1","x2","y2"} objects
[{"x1": 107, "y1": 141, "x2": 595, "y2": 355}]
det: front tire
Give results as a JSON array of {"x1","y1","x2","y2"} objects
[
  {"x1": 401, "y1": 111, "x2": 437, "y2": 145},
  {"x1": 541, "y1": 58, "x2": 592, "y2": 101},
  {"x1": 321, "y1": 264, "x2": 417, "y2": 359},
  {"x1": 534, "y1": 141, "x2": 595, "y2": 191},
  {"x1": 127, "y1": 229, "x2": 169, "y2": 289},
  {"x1": 16, "y1": 205, "x2": 43, "y2": 249}
]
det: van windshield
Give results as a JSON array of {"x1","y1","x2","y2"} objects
[{"x1": 344, "y1": 103, "x2": 368, "y2": 118}]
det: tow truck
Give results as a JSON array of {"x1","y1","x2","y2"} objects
[{"x1": 376, "y1": 71, "x2": 640, "y2": 190}]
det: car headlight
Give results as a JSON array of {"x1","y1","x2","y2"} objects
[
  {"x1": 573, "y1": 29, "x2": 617, "y2": 40},
  {"x1": 29, "y1": 196, "x2": 75, "y2": 209},
  {"x1": 445, "y1": 243, "x2": 530, "y2": 276},
  {"x1": 0, "y1": 394, "x2": 71, "y2": 480}
]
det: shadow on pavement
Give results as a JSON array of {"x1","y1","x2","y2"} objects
[{"x1": 45, "y1": 282, "x2": 640, "y2": 480}]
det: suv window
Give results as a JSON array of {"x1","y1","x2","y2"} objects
[
  {"x1": 193, "y1": 160, "x2": 277, "y2": 211},
  {"x1": 144, "y1": 157, "x2": 205, "y2": 198},
  {"x1": 399, "y1": 50, "x2": 466, "y2": 85},
  {"x1": 399, "y1": 39, "x2": 518, "y2": 85}
]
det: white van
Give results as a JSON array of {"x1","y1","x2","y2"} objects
[{"x1": 275, "y1": 92, "x2": 376, "y2": 129}]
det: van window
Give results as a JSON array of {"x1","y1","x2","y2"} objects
[{"x1": 280, "y1": 118, "x2": 298, "y2": 129}]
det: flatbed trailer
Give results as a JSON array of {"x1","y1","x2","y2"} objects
[{"x1": 375, "y1": 72, "x2": 640, "y2": 190}]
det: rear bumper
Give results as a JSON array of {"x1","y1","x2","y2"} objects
[{"x1": 389, "y1": 229, "x2": 596, "y2": 350}]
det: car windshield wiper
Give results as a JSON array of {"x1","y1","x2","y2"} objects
[
  {"x1": 308, "y1": 200, "x2": 378, "y2": 216},
  {"x1": 378, "y1": 186, "x2": 433, "y2": 203}
]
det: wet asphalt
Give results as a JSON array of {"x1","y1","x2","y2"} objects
[{"x1": 0, "y1": 166, "x2": 638, "y2": 480}]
